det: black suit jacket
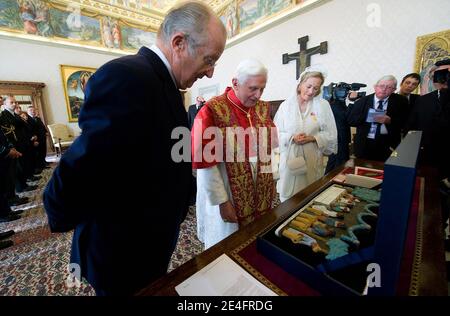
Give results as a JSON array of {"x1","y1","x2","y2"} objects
[
  {"x1": 187, "y1": 104, "x2": 199, "y2": 130},
  {"x1": 0, "y1": 129, "x2": 12, "y2": 160},
  {"x1": 30, "y1": 116, "x2": 47, "y2": 138},
  {"x1": 0, "y1": 110, "x2": 28, "y2": 152},
  {"x1": 43, "y1": 47, "x2": 192, "y2": 295},
  {"x1": 0, "y1": 129, "x2": 13, "y2": 215},
  {"x1": 405, "y1": 89, "x2": 450, "y2": 177},
  {"x1": 347, "y1": 93, "x2": 408, "y2": 160},
  {"x1": 408, "y1": 93, "x2": 419, "y2": 108}
]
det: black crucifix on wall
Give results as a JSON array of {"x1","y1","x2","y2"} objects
[{"x1": 282, "y1": 36, "x2": 328, "y2": 79}]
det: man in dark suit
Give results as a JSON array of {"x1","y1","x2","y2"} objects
[
  {"x1": 187, "y1": 96, "x2": 205, "y2": 130},
  {"x1": 406, "y1": 59, "x2": 450, "y2": 167},
  {"x1": 43, "y1": 2, "x2": 226, "y2": 296},
  {"x1": 405, "y1": 59, "x2": 450, "y2": 239},
  {"x1": 27, "y1": 105, "x2": 49, "y2": 170},
  {"x1": 0, "y1": 128, "x2": 22, "y2": 224},
  {"x1": 347, "y1": 75, "x2": 408, "y2": 161},
  {"x1": 0, "y1": 96, "x2": 37, "y2": 197},
  {"x1": 186, "y1": 95, "x2": 205, "y2": 205},
  {"x1": 398, "y1": 73, "x2": 421, "y2": 114}
]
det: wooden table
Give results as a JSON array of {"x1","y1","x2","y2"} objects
[{"x1": 137, "y1": 160, "x2": 447, "y2": 296}]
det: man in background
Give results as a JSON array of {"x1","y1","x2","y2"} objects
[
  {"x1": 27, "y1": 105, "x2": 49, "y2": 170},
  {"x1": 187, "y1": 95, "x2": 205, "y2": 206},
  {"x1": 347, "y1": 75, "x2": 408, "y2": 161},
  {"x1": 405, "y1": 59, "x2": 450, "y2": 249},
  {"x1": 187, "y1": 95, "x2": 205, "y2": 130},
  {"x1": 398, "y1": 73, "x2": 421, "y2": 109}
]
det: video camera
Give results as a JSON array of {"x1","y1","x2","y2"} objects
[{"x1": 323, "y1": 82, "x2": 367, "y2": 103}]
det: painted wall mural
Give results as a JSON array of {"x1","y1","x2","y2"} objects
[
  {"x1": 0, "y1": 0, "x2": 157, "y2": 53},
  {"x1": 121, "y1": 24, "x2": 156, "y2": 51},
  {"x1": 220, "y1": 0, "x2": 299, "y2": 39},
  {"x1": 50, "y1": 7, "x2": 102, "y2": 44},
  {"x1": 1, "y1": 0, "x2": 318, "y2": 52}
]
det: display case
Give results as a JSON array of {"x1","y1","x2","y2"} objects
[{"x1": 257, "y1": 131, "x2": 423, "y2": 295}]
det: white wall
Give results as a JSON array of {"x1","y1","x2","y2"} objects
[
  {"x1": 1, "y1": 0, "x2": 449, "y2": 124},
  {"x1": 191, "y1": 0, "x2": 450, "y2": 103},
  {"x1": 0, "y1": 37, "x2": 120, "y2": 134}
]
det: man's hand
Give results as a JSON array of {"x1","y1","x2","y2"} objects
[
  {"x1": 374, "y1": 114, "x2": 391, "y2": 124},
  {"x1": 219, "y1": 200, "x2": 238, "y2": 223},
  {"x1": 6, "y1": 148, "x2": 22, "y2": 159},
  {"x1": 348, "y1": 91, "x2": 359, "y2": 100}
]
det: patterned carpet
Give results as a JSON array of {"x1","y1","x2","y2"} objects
[{"x1": 0, "y1": 160, "x2": 204, "y2": 296}]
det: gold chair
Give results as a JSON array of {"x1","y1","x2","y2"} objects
[{"x1": 47, "y1": 123, "x2": 76, "y2": 156}]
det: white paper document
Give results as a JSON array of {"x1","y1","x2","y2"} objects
[
  {"x1": 345, "y1": 173, "x2": 382, "y2": 188},
  {"x1": 175, "y1": 254, "x2": 278, "y2": 296},
  {"x1": 366, "y1": 108, "x2": 386, "y2": 123}
]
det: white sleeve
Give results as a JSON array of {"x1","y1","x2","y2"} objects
[
  {"x1": 314, "y1": 100, "x2": 338, "y2": 155},
  {"x1": 197, "y1": 164, "x2": 229, "y2": 206},
  {"x1": 274, "y1": 101, "x2": 292, "y2": 153}
]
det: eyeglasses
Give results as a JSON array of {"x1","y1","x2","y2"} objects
[{"x1": 376, "y1": 84, "x2": 396, "y2": 90}]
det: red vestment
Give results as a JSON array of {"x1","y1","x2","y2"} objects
[{"x1": 191, "y1": 87, "x2": 277, "y2": 226}]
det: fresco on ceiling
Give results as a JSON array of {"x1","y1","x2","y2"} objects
[
  {"x1": 0, "y1": 0, "x2": 315, "y2": 52},
  {"x1": 108, "y1": 0, "x2": 174, "y2": 11},
  {"x1": 50, "y1": 7, "x2": 101, "y2": 44},
  {"x1": 121, "y1": 25, "x2": 156, "y2": 50},
  {"x1": 108, "y1": 0, "x2": 143, "y2": 10},
  {"x1": 148, "y1": 0, "x2": 176, "y2": 10},
  {"x1": 0, "y1": 0, "x2": 157, "y2": 52},
  {"x1": 220, "y1": 1, "x2": 238, "y2": 39},
  {"x1": 239, "y1": 0, "x2": 293, "y2": 31},
  {"x1": 101, "y1": 16, "x2": 121, "y2": 49},
  {"x1": 0, "y1": 0, "x2": 52, "y2": 35}
]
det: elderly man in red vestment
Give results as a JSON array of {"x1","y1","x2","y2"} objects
[{"x1": 192, "y1": 59, "x2": 278, "y2": 249}]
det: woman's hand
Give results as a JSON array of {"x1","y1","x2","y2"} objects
[{"x1": 293, "y1": 133, "x2": 315, "y2": 145}]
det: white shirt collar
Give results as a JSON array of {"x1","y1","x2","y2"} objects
[{"x1": 149, "y1": 45, "x2": 177, "y2": 88}]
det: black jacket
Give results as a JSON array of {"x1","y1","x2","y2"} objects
[
  {"x1": 187, "y1": 103, "x2": 200, "y2": 130},
  {"x1": 347, "y1": 93, "x2": 408, "y2": 159},
  {"x1": 405, "y1": 89, "x2": 450, "y2": 178},
  {"x1": 43, "y1": 47, "x2": 192, "y2": 295}
]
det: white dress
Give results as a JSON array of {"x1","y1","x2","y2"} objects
[{"x1": 274, "y1": 96, "x2": 337, "y2": 202}]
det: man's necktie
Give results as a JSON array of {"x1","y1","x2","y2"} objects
[
  {"x1": 376, "y1": 100, "x2": 384, "y2": 136},
  {"x1": 377, "y1": 100, "x2": 384, "y2": 110}
]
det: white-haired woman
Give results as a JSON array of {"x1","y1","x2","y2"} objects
[{"x1": 275, "y1": 68, "x2": 337, "y2": 202}]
